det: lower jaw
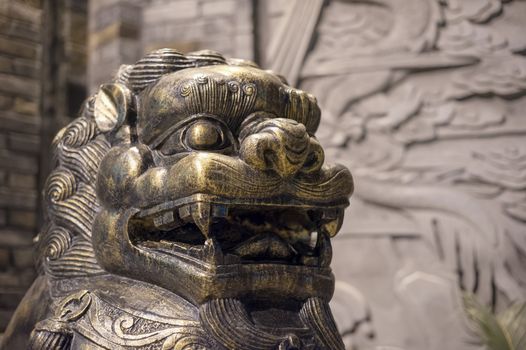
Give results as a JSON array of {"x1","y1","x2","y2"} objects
[
  {"x1": 202, "y1": 263, "x2": 335, "y2": 302},
  {"x1": 129, "y1": 245, "x2": 335, "y2": 305}
]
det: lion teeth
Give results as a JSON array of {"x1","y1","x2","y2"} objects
[
  {"x1": 320, "y1": 220, "x2": 338, "y2": 237},
  {"x1": 178, "y1": 205, "x2": 192, "y2": 221},
  {"x1": 203, "y1": 238, "x2": 223, "y2": 264},
  {"x1": 177, "y1": 203, "x2": 213, "y2": 237},
  {"x1": 319, "y1": 209, "x2": 344, "y2": 237},
  {"x1": 318, "y1": 233, "x2": 332, "y2": 267},
  {"x1": 153, "y1": 211, "x2": 175, "y2": 228},
  {"x1": 191, "y1": 202, "x2": 211, "y2": 237},
  {"x1": 300, "y1": 255, "x2": 319, "y2": 267},
  {"x1": 211, "y1": 204, "x2": 228, "y2": 218},
  {"x1": 309, "y1": 231, "x2": 319, "y2": 249}
]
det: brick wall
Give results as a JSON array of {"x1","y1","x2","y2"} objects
[
  {"x1": 142, "y1": 0, "x2": 254, "y2": 59},
  {"x1": 88, "y1": 0, "x2": 255, "y2": 92},
  {"x1": 0, "y1": 0, "x2": 87, "y2": 336},
  {"x1": 88, "y1": 0, "x2": 142, "y2": 93},
  {"x1": 0, "y1": 0, "x2": 43, "y2": 333}
]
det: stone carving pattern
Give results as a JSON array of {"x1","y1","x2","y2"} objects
[{"x1": 295, "y1": 0, "x2": 526, "y2": 349}]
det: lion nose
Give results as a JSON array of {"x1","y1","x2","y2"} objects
[{"x1": 240, "y1": 118, "x2": 323, "y2": 178}]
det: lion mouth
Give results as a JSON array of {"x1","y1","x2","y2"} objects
[{"x1": 128, "y1": 195, "x2": 346, "y2": 268}]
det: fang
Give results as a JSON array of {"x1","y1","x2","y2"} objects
[
  {"x1": 319, "y1": 210, "x2": 344, "y2": 237},
  {"x1": 191, "y1": 202, "x2": 211, "y2": 237}
]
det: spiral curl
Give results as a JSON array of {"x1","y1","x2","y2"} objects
[
  {"x1": 61, "y1": 117, "x2": 97, "y2": 148},
  {"x1": 45, "y1": 169, "x2": 76, "y2": 204},
  {"x1": 228, "y1": 81, "x2": 240, "y2": 93},
  {"x1": 242, "y1": 83, "x2": 256, "y2": 96},
  {"x1": 43, "y1": 227, "x2": 72, "y2": 261}
]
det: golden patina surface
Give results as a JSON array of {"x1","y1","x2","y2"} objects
[{"x1": 2, "y1": 49, "x2": 353, "y2": 350}]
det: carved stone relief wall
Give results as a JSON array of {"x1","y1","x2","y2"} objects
[{"x1": 261, "y1": 0, "x2": 526, "y2": 349}]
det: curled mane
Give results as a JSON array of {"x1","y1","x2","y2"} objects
[{"x1": 36, "y1": 49, "x2": 232, "y2": 279}]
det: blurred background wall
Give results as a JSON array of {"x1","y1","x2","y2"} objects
[
  {"x1": 1, "y1": 0, "x2": 525, "y2": 349},
  {"x1": 0, "y1": 0, "x2": 88, "y2": 333}
]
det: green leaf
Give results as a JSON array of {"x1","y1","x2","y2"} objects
[
  {"x1": 497, "y1": 303, "x2": 526, "y2": 350},
  {"x1": 462, "y1": 293, "x2": 526, "y2": 350}
]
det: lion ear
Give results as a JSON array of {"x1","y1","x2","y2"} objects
[{"x1": 94, "y1": 83, "x2": 132, "y2": 132}]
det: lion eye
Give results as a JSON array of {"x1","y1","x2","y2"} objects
[
  {"x1": 185, "y1": 121, "x2": 224, "y2": 150},
  {"x1": 157, "y1": 119, "x2": 234, "y2": 157}
]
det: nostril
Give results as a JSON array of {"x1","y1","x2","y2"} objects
[
  {"x1": 303, "y1": 153, "x2": 318, "y2": 169},
  {"x1": 301, "y1": 138, "x2": 324, "y2": 174},
  {"x1": 240, "y1": 118, "x2": 315, "y2": 178},
  {"x1": 263, "y1": 149, "x2": 276, "y2": 170}
]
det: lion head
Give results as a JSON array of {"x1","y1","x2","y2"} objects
[{"x1": 34, "y1": 49, "x2": 353, "y2": 349}]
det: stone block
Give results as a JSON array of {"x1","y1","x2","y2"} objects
[
  {"x1": 0, "y1": 229, "x2": 34, "y2": 247},
  {"x1": 0, "y1": 73, "x2": 38, "y2": 99},
  {"x1": 0, "y1": 187, "x2": 37, "y2": 209},
  {"x1": 12, "y1": 247, "x2": 34, "y2": 269},
  {"x1": 0, "y1": 15, "x2": 41, "y2": 43},
  {"x1": 1, "y1": 2, "x2": 42, "y2": 25},
  {"x1": 90, "y1": 2, "x2": 140, "y2": 32},
  {"x1": 69, "y1": 53, "x2": 88, "y2": 81},
  {"x1": 8, "y1": 132, "x2": 40, "y2": 153},
  {"x1": 0, "y1": 112, "x2": 41, "y2": 134},
  {"x1": 13, "y1": 57, "x2": 39, "y2": 78},
  {"x1": 119, "y1": 2, "x2": 142, "y2": 23},
  {"x1": 7, "y1": 172, "x2": 36, "y2": 189},
  {"x1": 0, "y1": 152, "x2": 39, "y2": 173},
  {"x1": 89, "y1": 21, "x2": 139, "y2": 50},
  {"x1": 0, "y1": 94, "x2": 13, "y2": 109},
  {"x1": 0, "y1": 133, "x2": 6, "y2": 150},
  {"x1": 13, "y1": 97, "x2": 38, "y2": 115},
  {"x1": 0, "y1": 248, "x2": 9, "y2": 268},
  {"x1": 0, "y1": 56, "x2": 11, "y2": 73},
  {"x1": 70, "y1": 12, "x2": 88, "y2": 45},
  {"x1": 201, "y1": 0, "x2": 237, "y2": 16},
  {"x1": 0, "y1": 35, "x2": 39, "y2": 60},
  {"x1": 0, "y1": 56, "x2": 39, "y2": 78},
  {"x1": 143, "y1": 0, "x2": 199, "y2": 23},
  {"x1": 7, "y1": 209, "x2": 37, "y2": 229}
]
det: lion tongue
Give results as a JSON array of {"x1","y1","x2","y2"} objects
[{"x1": 232, "y1": 234, "x2": 293, "y2": 260}]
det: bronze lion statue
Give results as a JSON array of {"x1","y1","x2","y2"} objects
[{"x1": 2, "y1": 49, "x2": 353, "y2": 350}]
